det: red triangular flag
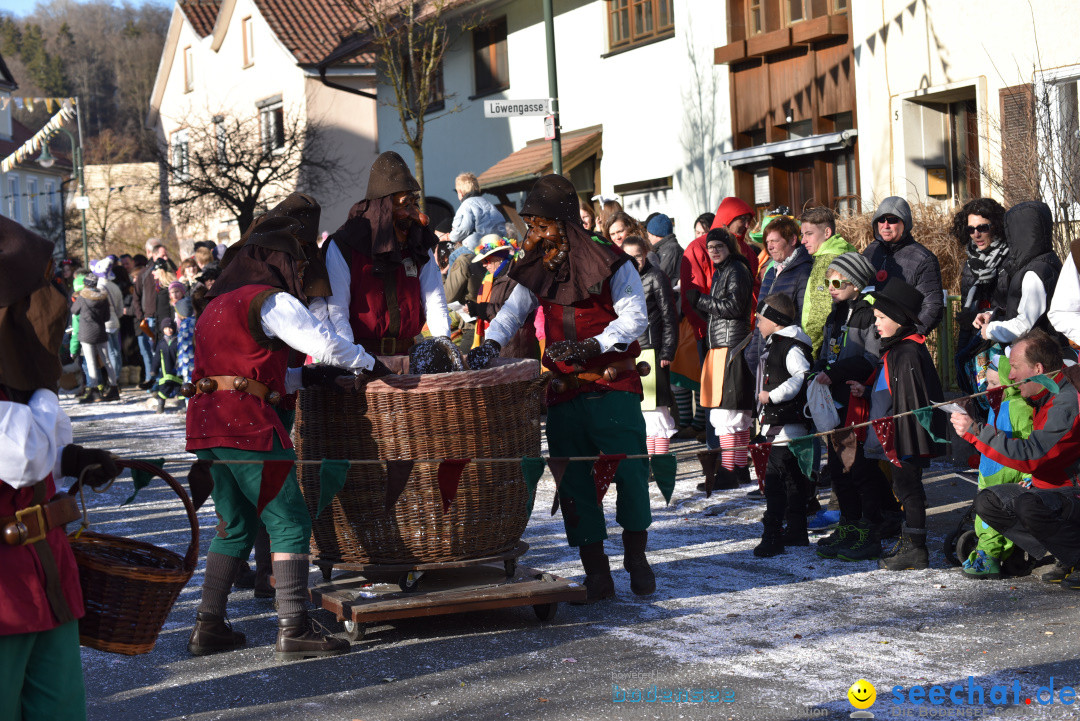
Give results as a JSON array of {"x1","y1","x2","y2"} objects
[
  {"x1": 696, "y1": 450, "x2": 719, "y2": 498},
  {"x1": 592, "y1": 454, "x2": 625, "y2": 504},
  {"x1": 987, "y1": 386, "x2": 1005, "y2": 416},
  {"x1": 437, "y1": 458, "x2": 470, "y2": 512},
  {"x1": 547, "y1": 457, "x2": 569, "y2": 515},
  {"x1": 384, "y1": 459, "x2": 415, "y2": 512},
  {"x1": 872, "y1": 417, "x2": 903, "y2": 467},
  {"x1": 256, "y1": 459, "x2": 295, "y2": 516},
  {"x1": 748, "y1": 443, "x2": 771, "y2": 491}
]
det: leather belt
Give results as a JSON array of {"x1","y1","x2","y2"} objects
[
  {"x1": 184, "y1": 375, "x2": 281, "y2": 405},
  {"x1": 2, "y1": 496, "x2": 80, "y2": 546},
  {"x1": 549, "y1": 358, "x2": 649, "y2": 395},
  {"x1": 360, "y1": 337, "x2": 414, "y2": 356}
]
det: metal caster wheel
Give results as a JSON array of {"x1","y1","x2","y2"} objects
[
  {"x1": 533, "y1": 603, "x2": 558, "y2": 622},
  {"x1": 398, "y1": 570, "x2": 423, "y2": 593},
  {"x1": 504, "y1": 559, "x2": 517, "y2": 578},
  {"x1": 343, "y1": 620, "x2": 366, "y2": 642}
]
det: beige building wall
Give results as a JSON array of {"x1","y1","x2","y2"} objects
[
  {"x1": 852, "y1": 0, "x2": 1080, "y2": 208},
  {"x1": 82, "y1": 162, "x2": 162, "y2": 257}
]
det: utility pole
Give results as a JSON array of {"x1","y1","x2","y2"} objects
[{"x1": 542, "y1": 0, "x2": 562, "y2": 175}]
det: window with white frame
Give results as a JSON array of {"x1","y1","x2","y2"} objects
[
  {"x1": 183, "y1": 46, "x2": 194, "y2": 92},
  {"x1": 242, "y1": 16, "x2": 254, "y2": 67},
  {"x1": 6, "y1": 175, "x2": 21, "y2": 222},
  {"x1": 172, "y1": 129, "x2": 190, "y2": 181},
  {"x1": 1035, "y1": 67, "x2": 1080, "y2": 217},
  {"x1": 44, "y1": 179, "x2": 58, "y2": 215},
  {"x1": 258, "y1": 98, "x2": 285, "y2": 153},
  {"x1": 26, "y1": 177, "x2": 38, "y2": 225}
]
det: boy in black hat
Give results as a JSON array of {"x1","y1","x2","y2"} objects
[
  {"x1": 753, "y1": 293, "x2": 815, "y2": 557},
  {"x1": 856, "y1": 276, "x2": 946, "y2": 570}
]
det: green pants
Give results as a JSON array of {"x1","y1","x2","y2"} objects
[
  {"x1": 975, "y1": 477, "x2": 1016, "y2": 562},
  {"x1": 0, "y1": 621, "x2": 86, "y2": 721},
  {"x1": 546, "y1": 391, "x2": 651, "y2": 547},
  {"x1": 194, "y1": 435, "x2": 312, "y2": 558}
]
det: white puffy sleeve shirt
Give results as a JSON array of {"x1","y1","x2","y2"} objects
[{"x1": 0, "y1": 390, "x2": 71, "y2": 488}]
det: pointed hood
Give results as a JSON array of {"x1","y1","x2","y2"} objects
[
  {"x1": 207, "y1": 216, "x2": 308, "y2": 303},
  {"x1": 364, "y1": 151, "x2": 421, "y2": 200}
]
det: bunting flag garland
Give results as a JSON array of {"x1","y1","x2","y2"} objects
[
  {"x1": 256, "y1": 460, "x2": 295, "y2": 515},
  {"x1": 696, "y1": 450, "x2": 719, "y2": 498},
  {"x1": 748, "y1": 444, "x2": 771, "y2": 490},
  {"x1": 871, "y1": 417, "x2": 903, "y2": 467},
  {"x1": 913, "y1": 407, "x2": 950, "y2": 444},
  {"x1": 650, "y1": 453, "x2": 677, "y2": 504},
  {"x1": 316, "y1": 459, "x2": 350, "y2": 518},
  {"x1": 384, "y1": 460, "x2": 415, "y2": 511},
  {"x1": 521, "y1": 457, "x2": 546, "y2": 517},
  {"x1": 0, "y1": 102, "x2": 78, "y2": 173},
  {"x1": 436, "y1": 458, "x2": 470, "y2": 511},
  {"x1": 547, "y1": 457, "x2": 569, "y2": 515},
  {"x1": 592, "y1": 454, "x2": 625, "y2": 504},
  {"x1": 187, "y1": 459, "x2": 214, "y2": 510},
  {"x1": 986, "y1": 386, "x2": 1005, "y2": 416},
  {"x1": 122, "y1": 457, "x2": 165, "y2": 505},
  {"x1": 1032, "y1": 374, "x2": 1059, "y2": 395},
  {"x1": 788, "y1": 437, "x2": 815, "y2": 481},
  {"x1": 829, "y1": 428, "x2": 857, "y2": 473}
]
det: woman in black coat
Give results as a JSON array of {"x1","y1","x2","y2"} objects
[
  {"x1": 622, "y1": 236, "x2": 678, "y2": 456},
  {"x1": 684, "y1": 228, "x2": 754, "y2": 487}
]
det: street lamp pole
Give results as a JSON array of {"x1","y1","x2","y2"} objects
[{"x1": 36, "y1": 98, "x2": 87, "y2": 266}]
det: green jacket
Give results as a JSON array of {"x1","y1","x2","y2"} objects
[{"x1": 801, "y1": 234, "x2": 856, "y2": 357}]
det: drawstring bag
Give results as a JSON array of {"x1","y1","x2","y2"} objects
[{"x1": 806, "y1": 375, "x2": 840, "y2": 433}]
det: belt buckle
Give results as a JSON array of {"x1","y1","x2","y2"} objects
[
  {"x1": 15, "y1": 504, "x2": 47, "y2": 545},
  {"x1": 380, "y1": 337, "x2": 396, "y2": 356}
]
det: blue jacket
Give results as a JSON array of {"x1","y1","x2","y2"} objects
[{"x1": 450, "y1": 194, "x2": 505, "y2": 250}]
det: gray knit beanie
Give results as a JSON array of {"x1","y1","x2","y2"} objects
[{"x1": 827, "y1": 252, "x2": 876, "y2": 290}]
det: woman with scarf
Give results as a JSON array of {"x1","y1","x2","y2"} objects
[
  {"x1": 953, "y1": 198, "x2": 1008, "y2": 386},
  {"x1": 467, "y1": 234, "x2": 538, "y2": 359}
]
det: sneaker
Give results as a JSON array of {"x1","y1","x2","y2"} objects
[
  {"x1": 962, "y1": 550, "x2": 1002, "y2": 580},
  {"x1": 836, "y1": 521, "x2": 882, "y2": 562},
  {"x1": 807, "y1": 509, "x2": 841, "y2": 532},
  {"x1": 137, "y1": 379, "x2": 154, "y2": 390},
  {"x1": 745, "y1": 488, "x2": 766, "y2": 501},
  {"x1": 1062, "y1": 569, "x2": 1080, "y2": 590},
  {"x1": 77, "y1": 387, "x2": 99, "y2": 404},
  {"x1": 1041, "y1": 560, "x2": 1073, "y2": 583},
  {"x1": 816, "y1": 521, "x2": 856, "y2": 559}
]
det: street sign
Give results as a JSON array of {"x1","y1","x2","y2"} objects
[
  {"x1": 544, "y1": 114, "x2": 556, "y2": 140},
  {"x1": 74, "y1": 195, "x2": 90, "y2": 210},
  {"x1": 483, "y1": 99, "x2": 552, "y2": 118}
]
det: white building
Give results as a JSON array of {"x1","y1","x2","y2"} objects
[{"x1": 146, "y1": 0, "x2": 380, "y2": 246}]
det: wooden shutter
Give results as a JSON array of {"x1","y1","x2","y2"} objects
[{"x1": 999, "y1": 83, "x2": 1036, "y2": 206}]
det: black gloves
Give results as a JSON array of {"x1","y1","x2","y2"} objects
[
  {"x1": 301, "y1": 364, "x2": 351, "y2": 390},
  {"x1": 60, "y1": 444, "x2": 120, "y2": 488},
  {"x1": 684, "y1": 288, "x2": 702, "y2": 307},
  {"x1": 466, "y1": 300, "x2": 491, "y2": 319},
  {"x1": 466, "y1": 340, "x2": 501, "y2": 370},
  {"x1": 544, "y1": 338, "x2": 602, "y2": 367},
  {"x1": 363, "y1": 358, "x2": 394, "y2": 379}
]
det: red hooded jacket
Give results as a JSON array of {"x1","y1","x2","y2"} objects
[{"x1": 680, "y1": 197, "x2": 760, "y2": 338}]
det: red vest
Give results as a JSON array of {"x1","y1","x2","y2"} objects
[
  {"x1": 186, "y1": 285, "x2": 292, "y2": 452},
  {"x1": 540, "y1": 279, "x2": 642, "y2": 406},
  {"x1": 348, "y1": 251, "x2": 423, "y2": 342}
]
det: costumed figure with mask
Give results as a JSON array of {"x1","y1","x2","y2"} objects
[
  {"x1": 320, "y1": 151, "x2": 450, "y2": 357},
  {"x1": 0, "y1": 217, "x2": 121, "y2": 720},
  {"x1": 183, "y1": 215, "x2": 391, "y2": 662},
  {"x1": 467, "y1": 175, "x2": 653, "y2": 604}
]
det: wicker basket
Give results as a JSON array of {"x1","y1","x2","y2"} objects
[
  {"x1": 294, "y1": 357, "x2": 544, "y2": 565},
  {"x1": 71, "y1": 459, "x2": 199, "y2": 655}
]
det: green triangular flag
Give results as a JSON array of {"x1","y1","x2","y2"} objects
[
  {"x1": 521, "y1": 457, "x2": 546, "y2": 518},
  {"x1": 788, "y1": 437, "x2": 815, "y2": 481},
  {"x1": 1031, "y1": 374, "x2": 1060, "y2": 394},
  {"x1": 123, "y1": 458, "x2": 165, "y2": 505},
  {"x1": 913, "y1": 407, "x2": 949, "y2": 444},
  {"x1": 650, "y1": 453, "x2": 677, "y2": 504},
  {"x1": 317, "y1": 459, "x2": 350, "y2": 518}
]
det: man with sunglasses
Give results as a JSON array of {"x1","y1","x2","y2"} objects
[{"x1": 862, "y1": 197, "x2": 944, "y2": 335}]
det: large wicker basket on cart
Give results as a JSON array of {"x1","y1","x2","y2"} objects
[{"x1": 294, "y1": 357, "x2": 544, "y2": 569}]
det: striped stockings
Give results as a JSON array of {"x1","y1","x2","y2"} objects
[
  {"x1": 646, "y1": 436, "x2": 671, "y2": 455},
  {"x1": 718, "y1": 429, "x2": 751, "y2": 470}
]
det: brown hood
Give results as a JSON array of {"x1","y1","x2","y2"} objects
[
  {"x1": 207, "y1": 216, "x2": 309, "y2": 303},
  {"x1": 328, "y1": 194, "x2": 437, "y2": 275},
  {"x1": 365, "y1": 151, "x2": 421, "y2": 200}
]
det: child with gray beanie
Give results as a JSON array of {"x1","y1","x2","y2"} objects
[{"x1": 811, "y1": 252, "x2": 894, "y2": 562}]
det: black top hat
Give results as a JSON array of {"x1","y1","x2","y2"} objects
[{"x1": 870, "y1": 276, "x2": 923, "y2": 326}]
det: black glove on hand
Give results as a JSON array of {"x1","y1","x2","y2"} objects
[
  {"x1": 685, "y1": 288, "x2": 702, "y2": 307},
  {"x1": 301, "y1": 364, "x2": 351, "y2": 390},
  {"x1": 466, "y1": 340, "x2": 501, "y2": 370},
  {"x1": 466, "y1": 300, "x2": 482, "y2": 317},
  {"x1": 362, "y1": 358, "x2": 394, "y2": 379},
  {"x1": 545, "y1": 338, "x2": 602, "y2": 366},
  {"x1": 61, "y1": 444, "x2": 120, "y2": 488}
]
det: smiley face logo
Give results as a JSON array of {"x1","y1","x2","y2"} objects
[{"x1": 848, "y1": 679, "x2": 876, "y2": 710}]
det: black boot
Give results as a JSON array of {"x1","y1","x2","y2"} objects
[
  {"x1": 816, "y1": 518, "x2": 857, "y2": 559},
  {"x1": 101, "y1": 385, "x2": 120, "y2": 401},
  {"x1": 713, "y1": 467, "x2": 739, "y2": 491},
  {"x1": 622, "y1": 530, "x2": 655, "y2": 596},
  {"x1": 570, "y1": 541, "x2": 615, "y2": 604},
  {"x1": 753, "y1": 531, "x2": 785, "y2": 558},
  {"x1": 274, "y1": 612, "x2": 350, "y2": 661},
  {"x1": 78, "y1": 386, "x2": 99, "y2": 404},
  {"x1": 782, "y1": 514, "x2": 809, "y2": 547},
  {"x1": 878, "y1": 526, "x2": 929, "y2": 570},
  {"x1": 187, "y1": 612, "x2": 246, "y2": 656},
  {"x1": 734, "y1": 466, "x2": 752, "y2": 486},
  {"x1": 836, "y1": 520, "x2": 882, "y2": 561},
  {"x1": 253, "y1": 528, "x2": 274, "y2": 598}
]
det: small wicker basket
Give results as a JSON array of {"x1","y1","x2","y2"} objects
[
  {"x1": 71, "y1": 459, "x2": 199, "y2": 655},
  {"x1": 294, "y1": 357, "x2": 544, "y2": 566}
]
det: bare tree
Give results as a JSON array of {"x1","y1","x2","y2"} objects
[
  {"x1": 349, "y1": 0, "x2": 477, "y2": 210},
  {"x1": 156, "y1": 108, "x2": 354, "y2": 234}
]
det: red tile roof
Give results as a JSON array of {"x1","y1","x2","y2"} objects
[
  {"x1": 253, "y1": 0, "x2": 372, "y2": 66},
  {"x1": 179, "y1": 0, "x2": 221, "y2": 38},
  {"x1": 478, "y1": 127, "x2": 602, "y2": 192}
]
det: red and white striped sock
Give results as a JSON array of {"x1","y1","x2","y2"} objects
[
  {"x1": 646, "y1": 436, "x2": 657, "y2": 454},
  {"x1": 719, "y1": 429, "x2": 752, "y2": 470},
  {"x1": 653, "y1": 436, "x2": 670, "y2": 455}
]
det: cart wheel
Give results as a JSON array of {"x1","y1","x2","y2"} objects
[
  {"x1": 317, "y1": 560, "x2": 334, "y2": 581},
  {"x1": 955, "y1": 530, "x2": 978, "y2": 567},
  {"x1": 504, "y1": 559, "x2": 517, "y2": 578},
  {"x1": 533, "y1": 603, "x2": 558, "y2": 622},
  {"x1": 398, "y1": 571, "x2": 423, "y2": 593},
  {"x1": 343, "y1": 620, "x2": 366, "y2": 642}
]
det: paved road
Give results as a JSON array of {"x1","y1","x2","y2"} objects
[{"x1": 68, "y1": 391, "x2": 1080, "y2": 721}]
